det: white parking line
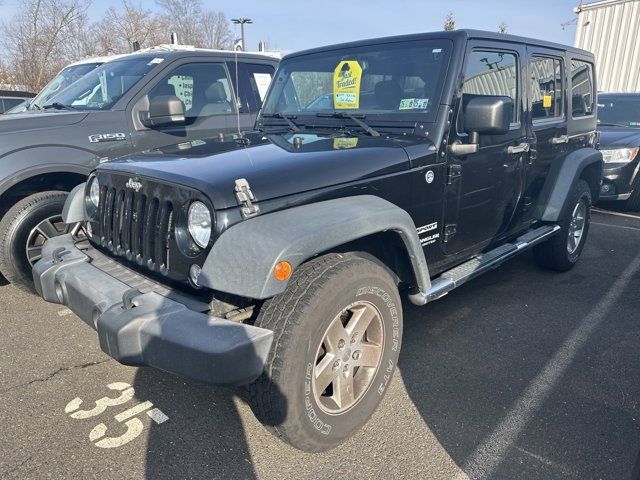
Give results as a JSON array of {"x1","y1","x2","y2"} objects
[
  {"x1": 457, "y1": 252, "x2": 640, "y2": 480},
  {"x1": 592, "y1": 207, "x2": 640, "y2": 220},
  {"x1": 592, "y1": 221, "x2": 640, "y2": 232}
]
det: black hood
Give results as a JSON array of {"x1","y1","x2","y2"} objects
[
  {"x1": 98, "y1": 132, "x2": 427, "y2": 209},
  {"x1": 598, "y1": 126, "x2": 640, "y2": 149},
  {"x1": 0, "y1": 110, "x2": 88, "y2": 135}
]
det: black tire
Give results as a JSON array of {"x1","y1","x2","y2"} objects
[
  {"x1": 0, "y1": 191, "x2": 69, "y2": 293},
  {"x1": 625, "y1": 178, "x2": 640, "y2": 212},
  {"x1": 534, "y1": 179, "x2": 592, "y2": 272},
  {"x1": 249, "y1": 253, "x2": 403, "y2": 452}
]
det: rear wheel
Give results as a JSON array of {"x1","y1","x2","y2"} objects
[
  {"x1": 534, "y1": 179, "x2": 591, "y2": 272},
  {"x1": 0, "y1": 192, "x2": 82, "y2": 293},
  {"x1": 249, "y1": 253, "x2": 403, "y2": 452}
]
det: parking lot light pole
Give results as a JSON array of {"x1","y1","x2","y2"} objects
[{"x1": 232, "y1": 18, "x2": 253, "y2": 51}]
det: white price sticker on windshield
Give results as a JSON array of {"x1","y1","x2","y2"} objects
[{"x1": 253, "y1": 73, "x2": 272, "y2": 101}]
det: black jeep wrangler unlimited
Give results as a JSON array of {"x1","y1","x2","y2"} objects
[
  {"x1": 33, "y1": 30, "x2": 602, "y2": 452},
  {"x1": 0, "y1": 48, "x2": 277, "y2": 292}
]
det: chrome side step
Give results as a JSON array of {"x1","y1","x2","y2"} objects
[{"x1": 408, "y1": 224, "x2": 561, "y2": 306}]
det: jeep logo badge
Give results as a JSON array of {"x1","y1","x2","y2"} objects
[{"x1": 126, "y1": 178, "x2": 143, "y2": 192}]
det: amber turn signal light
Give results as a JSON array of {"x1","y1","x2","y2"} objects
[{"x1": 274, "y1": 261, "x2": 292, "y2": 281}]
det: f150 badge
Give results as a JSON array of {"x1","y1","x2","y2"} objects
[
  {"x1": 88, "y1": 133, "x2": 127, "y2": 143},
  {"x1": 126, "y1": 178, "x2": 143, "y2": 192}
]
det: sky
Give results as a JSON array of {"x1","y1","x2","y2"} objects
[{"x1": 1, "y1": 0, "x2": 582, "y2": 54}]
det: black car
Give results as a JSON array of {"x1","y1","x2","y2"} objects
[
  {"x1": 597, "y1": 92, "x2": 640, "y2": 210},
  {"x1": 0, "y1": 48, "x2": 278, "y2": 292},
  {"x1": 34, "y1": 30, "x2": 602, "y2": 452}
]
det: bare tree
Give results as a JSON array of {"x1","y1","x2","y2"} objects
[
  {"x1": 498, "y1": 21, "x2": 508, "y2": 34},
  {"x1": 444, "y1": 12, "x2": 456, "y2": 31},
  {"x1": 1, "y1": 0, "x2": 88, "y2": 91},
  {"x1": 201, "y1": 11, "x2": 233, "y2": 50},
  {"x1": 94, "y1": 0, "x2": 168, "y2": 54}
]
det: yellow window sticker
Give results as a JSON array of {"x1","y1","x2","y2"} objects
[
  {"x1": 333, "y1": 137, "x2": 359, "y2": 149},
  {"x1": 333, "y1": 60, "x2": 362, "y2": 109},
  {"x1": 543, "y1": 95, "x2": 553, "y2": 109}
]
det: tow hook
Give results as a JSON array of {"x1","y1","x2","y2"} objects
[{"x1": 122, "y1": 288, "x2": 142, "y2": 310}]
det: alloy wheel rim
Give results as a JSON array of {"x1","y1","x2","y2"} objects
[
  {"x1": 26, "y1": 216, "x2": 84, "y2": 266},
  {"x1": 312, "y1": 301, "x2": 384, "y2": 415},
  {"x1": 567, "y1": 199, "x2": 586, "y2": 255}
]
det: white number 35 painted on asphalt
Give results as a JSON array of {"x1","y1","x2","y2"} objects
[{"x1": 64, "y1": 382, "x2": 169, "y2": 449}]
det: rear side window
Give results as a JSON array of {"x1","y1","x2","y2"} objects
[
  {"x1": 245, "y1": 63, "x2": 275, "y2": 111},
  {"x1": 530, "y1": 56, "x2": 564, "y2": 121},
  {"x1": 462, "y1": 50, "x2": 519, "y2": 123},
  {"x1": 571, "y1": 60, "x2": 595, "y2": 117}
]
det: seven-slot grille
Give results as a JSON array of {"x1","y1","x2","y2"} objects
[
  {"x1": 89, "y1": 172, "x2": 207, "y2": 280},
  {"x1": 98, "y1": 186, "x2": 173, "y2": 274}
]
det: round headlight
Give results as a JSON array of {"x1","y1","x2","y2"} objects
[
  {"x1": 188, "y1": 201, "x2": 212, "y2": 248},
  {"x1": 88, "y1": 177, "x2": 100, "y2": 207}
]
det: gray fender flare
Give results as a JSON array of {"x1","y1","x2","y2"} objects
[
  {"x1": 199, "y1": 195, "x2": 432, "y2": 300},
  {"x1": 536, "y1": 147, "x2": 603, "y2": 222},
  {"x1": 62, "y1": 183, "x2": 88, "y2": 224}
]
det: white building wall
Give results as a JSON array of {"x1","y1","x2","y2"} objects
[{"x1": 574, "y1": 0, "x2": 640, "y2": 92}]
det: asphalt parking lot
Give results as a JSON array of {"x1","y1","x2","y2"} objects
[{"x1": 1, "y1": 208, "x2": 639, "y2": 480}]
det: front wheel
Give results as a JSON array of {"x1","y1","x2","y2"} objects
[
  {"x1": 0, "y1": 191, "x2": 82, "y2": 293},
  {"x1": 534, "y1": 179, "x2": 592, "y2": 272},
  {"x1": 249, "y1": 253, "x2": 403, "y2": 452}
]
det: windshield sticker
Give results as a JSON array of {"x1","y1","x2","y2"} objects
[
  {"x1": 543, "y1": 95, "x2": 552, "y2": 108},
  {"x1": 253, "y1": 73, "x2": 272, "y2": 101},
  {"x1": 147, "y1": 58, "x2": 164, "y2": 65},
  {"x1": 333, "y1": 60, "x2": 362, "y2": 109},
  {"x1": 399, "y1": 98, "x2": 429, "y2": 110},
  {"x1": 333, "y1": 138, "x2": 359, "y2": 150}
]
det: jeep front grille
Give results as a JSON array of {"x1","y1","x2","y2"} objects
[
  {"x1": 88, "y1": 172, "x2": 211, "y2": 282},
  {"x1": 98, "y1": 187, "x2": 173, "y2": 273}
]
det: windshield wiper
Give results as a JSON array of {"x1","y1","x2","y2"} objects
[
  {"x1": 261, "y1": 112, "x2": 300, "y2": 132},
  {"x1": 43, "y1": 102, "x2": 76, "y2": 111},
  {"x1": 316, "y1": 111, "x2": 380, "y2": 137}
]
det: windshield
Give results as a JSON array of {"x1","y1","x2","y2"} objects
[
  {"x1": 262, "y1": 39, "x2": 452, "y2": 124},
  {"x1": 598, "y1": 96, "x2": 640, "y2": 128},
  {"x1": 31, "y1": 63, "x2": 101, "y2": 109},
  {"x1": 45, "y1": 58, "x2": 160, "y2": 111}
]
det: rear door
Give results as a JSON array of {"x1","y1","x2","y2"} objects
[
  {"x1": 443, "y1": 41, "x2": 528, "y2": 255},
  {"x1": 515, "y1": 46, "x2": 569, "y2": 228},
  {"x1": 129, "y1": 60, "x2": 238, "y2": 151}
]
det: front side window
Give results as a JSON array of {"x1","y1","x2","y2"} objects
[
  {"x1": 149, "y1": 63, "x2": 235, "y2": 118},
  {"x1": 571, "y1": 60, "x2": 595, "y2": 117},
  {"x1": 262, "y1": 40, "x2": 452, "y2": 122},
  {"x1": 462, "y1": 50, "x2": 518, "y2": 123},
  {"x1": 530, "y1": 56, "x2": 563, "y2": 121},
  {"x1": 48, "y1": 58, "x2": 159, "y2": 110}
]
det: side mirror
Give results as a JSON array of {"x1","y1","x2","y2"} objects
[
  {"x1": 449, "y1": 96, "x2": 513, "y2": 156},
  {"x1": 141, "y1": 95, "x2": 185, "y2": 128}
]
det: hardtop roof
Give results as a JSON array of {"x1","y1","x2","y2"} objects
[{"x1": 284, "y1": 29, "x2": 594, "y2": 60}]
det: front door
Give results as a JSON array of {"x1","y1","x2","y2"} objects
[{"x1": 443, "y1": 42, "x2": 528, "y2": 255}]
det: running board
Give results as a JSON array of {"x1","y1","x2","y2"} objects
[{"x1": 408, "y1": 224, "x2": 560, "y2": 306}]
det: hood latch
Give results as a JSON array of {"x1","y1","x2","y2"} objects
[{"x1": 235, "y1": 178, "x2": 260, "y2": 218}]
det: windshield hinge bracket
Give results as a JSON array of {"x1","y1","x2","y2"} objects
[
  {"x1": 443, "y1": 224, "x2": 457, "y2": 243},
  {"x1": 447, "y1": 164, "x2": 462, "y2": 185},
  {"x1": 235, "y1": 178, "x2": 260, "y2": 218}
]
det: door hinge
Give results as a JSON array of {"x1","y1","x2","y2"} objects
[
  {"x1": 234, "y1": 178, "x2": 260, "y2": 218},
  {"x1": 447, "y1": 164, "x2": 462, "y2": 185},
  {"x1": 443, "y1": 224, "x2": 457, "y2": 243}
]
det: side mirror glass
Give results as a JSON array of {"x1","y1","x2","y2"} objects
[{"x1": 141, "y1": 95, "x2": 185, "y2": 128}]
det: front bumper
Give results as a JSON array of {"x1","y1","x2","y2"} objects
[
  {"x1": 33, "y1": 234, "x2": 273, "y2": 386},
  {"x1": 600, "y1": 160, "x2": 639, "y2": 200}
]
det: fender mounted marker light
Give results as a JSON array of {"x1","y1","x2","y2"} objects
[{"x1": 274, "y1": 261, "x2": 292, "y2": 281}]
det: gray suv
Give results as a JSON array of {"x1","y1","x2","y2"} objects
[{"x1": 0, "y1": 48, "x2": 278, "y2": 291}]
